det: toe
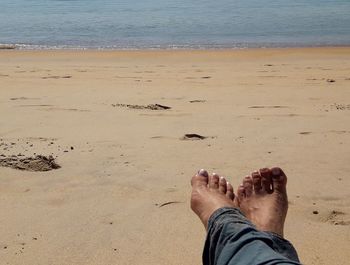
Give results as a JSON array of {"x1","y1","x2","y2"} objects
[
  {"x1": 218, "y1": 176, "x2": 227, "y2": 194},
  {"x1": 260, "y1": 168, "x2": 273, "y2": 193},
  {"x1": 209, "y1": 173, "x2": 220, "y2": 189},
  {"x1": 251, "y1": 171, "x2": 262, "y2": 192},
  {"x1": 271, "y1": 167, "x2": 287, "y2": 193},
  {"x1": 237, "y1": 184, "x2": 246, "y2": 200},
  {"x1": 226, "y1": 182, "x2": 235, "y2": 200},
  {"x1": 243, "y1": 175, "x2": 253, "y2": 196},
  {"x1": 191, "y1": 169, "x2": 209, "y2": 188}
]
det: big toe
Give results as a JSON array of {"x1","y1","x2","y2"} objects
[
  {"x1": 271, "y1": 167, "x2": 287, "y2": 193},
  {"x1": 191, "y1": 169, "x2": 209, "y2": 188}
]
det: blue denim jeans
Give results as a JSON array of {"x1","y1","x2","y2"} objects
[{"x1": 203, "y1": 207, "x2": 301, "y2": 265}]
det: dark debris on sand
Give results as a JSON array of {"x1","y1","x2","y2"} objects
[
  {"x1": 112, "y1": 103, "x2": 171, "y2": 110},
  {"x1": 0, "y1": 155, "x2": 60, "y2": 171},
  {"x1": 0, "y1": 44, "x2": 16, "y2": 50},
  {"x1": 181, "y1": 134, "x2": 207, "y2": 140}
]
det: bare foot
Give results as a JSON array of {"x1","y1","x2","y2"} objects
[
  {"x1": 191, "y1": 169, "x2": 236, "y2": 229},
  {"x1": 237, "y1": 167, "x2": 288, "y2": 237}
]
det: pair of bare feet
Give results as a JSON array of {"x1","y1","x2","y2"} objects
[{"x1": 190, "y1": 167, "x2": 288, "y2": 237}]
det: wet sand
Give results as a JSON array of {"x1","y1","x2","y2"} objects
[{"x1": 0, "y1": 48, "x2": 350, "y2": 264}]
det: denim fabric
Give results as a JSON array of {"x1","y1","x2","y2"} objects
[{"x1": 203, "y1": 207, "x2": 301, "y2": 265}]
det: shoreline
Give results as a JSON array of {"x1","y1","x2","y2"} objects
[
  {"x1": 1, "y1": 43, "x2": 350, "y2": 51},
  {"x1": 1, "y1": 46, "x2": 350, "y2": 54},
  {"x1": 1, "y1": 47, "x2": 350, "y2": 61}
]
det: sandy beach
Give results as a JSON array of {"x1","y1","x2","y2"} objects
[{"x1": 0, "y1": 47, "x2": 349, "y2": 265}]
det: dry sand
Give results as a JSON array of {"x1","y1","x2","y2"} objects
[{"x1": 0, "y1": 48, "x2": 349, "y2": 265}]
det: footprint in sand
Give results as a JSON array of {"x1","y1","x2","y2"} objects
[
  {"x1": 0, "y1": 155, "x2": 60, "y2": 171},
  {"x1": 312, "y1": 209, "x2": 350, "y2": 226},
  {"x1": 10, "y1": 97, "x2": 40, "y2": 101},
  {"x1": 330, "y1": 103, "x2": 350, "y2": 110},
  {"x1": 0, "y1": 137, "x2": 79, "y2": 170},
  {"x1": 306, "y1": 78, "x2": 320, "y2": 81},
  {"x1": 258, "y1": 75, "x2": 288, "y2": 78},
  {"x1": 189, "y1": 100, "x2": 206, "y2": 103},
  {"x1": 299, "y1": 132, "x2": 312, "y2": 135},
  {"x1": 248, "y1": 105, "x2": 288, "y2": 109},
  {"x1": 44, "y1": 107, "x2": 90, "y2": 112},
  {"x1": 18, "y1": 104, "x2": 53, "y2": 107}
]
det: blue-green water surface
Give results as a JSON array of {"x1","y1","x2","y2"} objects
[{"x1": 1, "y1": 0, "x2": 349, "y2": 49}]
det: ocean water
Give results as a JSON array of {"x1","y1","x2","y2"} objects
[{"x1": 0, "y1": 0, "x2": 350, "y2": 49}]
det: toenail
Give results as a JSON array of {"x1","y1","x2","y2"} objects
[
  {"x1": 198, "y1": 169, "x2": 209, "y2": 177},
  {"x1": 272, "y1": 168, "x2": 281, "y2": 177},
  {"x1": 212, "y1": 173, "x2": 219, "y2": 179},
  {"x1": 252, "y1": 172, "x2": 259, "y2": 177}
]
